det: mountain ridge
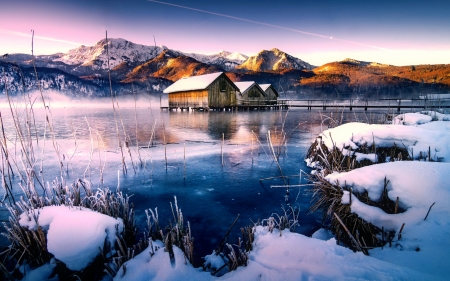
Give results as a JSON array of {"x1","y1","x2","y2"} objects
[{"x1": 1, "y1": 38, "x2": 449, "y2": 98}]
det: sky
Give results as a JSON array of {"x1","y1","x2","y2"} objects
[{"x1": 1, "y1": 0, "x2": 449, "y2": 66}]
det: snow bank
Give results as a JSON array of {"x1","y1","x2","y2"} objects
[
  {"x1": 19, "y1": 206, "x2": 123, "y2": 271},
  {"x1": 113, "y1": 240, "x2": 212, "y2": 281},
  {"x1": 113, "y1": 226, "x2": 434, "y2": 281},
  {"x1": 392, "y1": 112, "x2": 432, "y2": 125},
  {"x1": 317, "y1": 122, "x2": 450, "y2": 162},
  {"x1": 325, "y1": 162, "x2": 450, "y2": 278},
  {"x1": 393, "y1": 111, "x2": 449, "y2": 125},
  {"x1": 420, "y1": 111, "x2": 450, "y2": 121},
  {"x1": 315, "y1": 114, "x2": 450, "y2": 279}
]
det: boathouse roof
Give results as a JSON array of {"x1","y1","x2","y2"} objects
[
  {"x1": 259, "y1": 84, "x2": 271, "y2": 91},
  {"x1": 259, "y1": 83, "x2": 279, "y2": 97},
  {"x1": 163, "y1": 72, "x2": 224, "y2": 94},
  {"x1": 234, "y1": 81, "x2": 266, "y2": 96}
]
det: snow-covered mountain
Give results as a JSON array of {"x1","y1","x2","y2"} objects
[
  {"x1": 54, "y1": 38, "x2": 174, "y2": 71},
  {"x1": 0, "y1": 60, "x2": 171, "y2": 97},
  {"x1": 237, "y1": 48, "x2": 314, "y2": 72},
  {"x1": 54, "y1": 38, "x2": 247, "y2": 72},
  {"x1": 184, "y1": 50, "x2": 248, "y2": 71}
]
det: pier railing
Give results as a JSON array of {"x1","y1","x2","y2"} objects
[{"x1": 282, "y1": 98, "x2": 450, "y2": 111}]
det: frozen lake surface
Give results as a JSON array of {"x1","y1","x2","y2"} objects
[{"x1": 0, "y1": 99, "x2": 392, "y2": 266}]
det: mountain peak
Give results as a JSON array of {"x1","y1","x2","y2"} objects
[
  {"x1": 55, "y1": 38, "x2": 162, "y2": 70},
  {"x1": 341, "y1": 58, "x2": 390, "y2": 67},
  {"x1": 237, "y1": 48, "x2": 313, "y2": 72}
]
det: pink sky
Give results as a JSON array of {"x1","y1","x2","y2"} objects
[{"x1": 1, "y1": 0, "x2": 449, "y2": 66}]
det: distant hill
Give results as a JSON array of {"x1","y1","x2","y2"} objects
[{"x1": 299, "y1": 59, "x2": 450, "y2": 97}]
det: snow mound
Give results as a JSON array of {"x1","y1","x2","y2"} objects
[
  {"x1": 392, "y1": 112, "x2": 432, "y2": 125},
  {"x1": 19, "y1": 206, "x2": 123, "y2": 271}
]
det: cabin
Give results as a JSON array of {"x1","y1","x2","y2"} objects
[
  {"x1": 234, "y1": 81, "x2": 267, "y2": 106},
  {"x1": 163, "y1": 72, "x2": 238, "y2": 110},
  {"x1": 259, "y1": 84, "x2": 279, "y2": 105}
]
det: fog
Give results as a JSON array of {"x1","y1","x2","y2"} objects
[{"x1": 0, "y1": 90, "x2": 168, "y2": 109}]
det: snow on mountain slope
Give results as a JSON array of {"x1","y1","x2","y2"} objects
[
  {"x1": 237, "y1": 48, "x2": 314, "y2": 72},
  {"x1": 184, "y1": 50, "x2": 248, "y2": 71},
  {"x1": 54, "y1": 39, "x2": 246, "y2": 72},
  {"x1": 54, "y1": 38, "x2": 171, "y2": 70}
]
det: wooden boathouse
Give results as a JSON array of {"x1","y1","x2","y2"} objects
[
  {"x1": 235, "y1": 81, "x2": 267, "y2": 106},
  {"x1": 162, "y1": 72, "x2": 288, "y2": 111},
  {"x1": 259, "y1": 84, "x2": 279, "y2": 105},
  {"x1": 162, "y1": 72, "x2": 238, "y2": 111}
]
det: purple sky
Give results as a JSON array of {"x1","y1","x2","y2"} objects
[{"x1": 1, "y1": 0, "x2": 449, "y2": 66}]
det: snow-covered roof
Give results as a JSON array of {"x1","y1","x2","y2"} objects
[
  {"x1": 259, "y1": 84, "x2": 272, "y2": 91},
  {"x1": 234, "y1": 81, "x2": 257, "y2": 94},
  {"x1": 163, "y1": 72, "x2": 223, "y2": 94}
]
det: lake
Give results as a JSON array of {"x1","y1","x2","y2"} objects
[{"x1": 0, "y1": 97, "x2": 392, "y2": 266}]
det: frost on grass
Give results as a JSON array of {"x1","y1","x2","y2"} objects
[{"x1": 19, "y1": 206, "x2": 123, "y2": 271}]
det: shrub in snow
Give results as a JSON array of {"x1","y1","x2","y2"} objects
[{"x1": 1, "y1": 178, "x2": 137, "y2": 280}]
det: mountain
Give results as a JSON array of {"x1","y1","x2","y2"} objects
[
  {"x1": 0, "y1": 61, "x2": 110, "y2": 97},
  {"x1": 237, "y1": 48, "x2": 314, "y2": 72},
  {"x1": 123, "y1": 50, "x2": 224, "y2": 83},
  {"x1": 55, "y1": 38, "x2": 166, "y2": 69},
  {"x1": 185, "y1": 50, "x2": 248, "y2": 71},
  {"x1": 3, "y1": 37, "x2": 448, "y2": 99},
  {"x1": 299, "y1": 59, "x2": 450, "y2": 97}
]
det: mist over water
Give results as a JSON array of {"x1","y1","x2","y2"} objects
[{"x1": 0, "y1": 94, "x2": 393, "y2": 266}]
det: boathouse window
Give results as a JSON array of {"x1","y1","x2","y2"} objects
[
  {"x1": 248, "y1": 88, "x2": 260, "y2": 98},
  {"x1": 220, "y1": 80, "x2": 226, "y2": 92}
]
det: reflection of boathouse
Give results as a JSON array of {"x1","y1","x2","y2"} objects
[
  {"x1": 163, "y1": 72, "x2": 284, "y2": 111},
  {"x1": 163, "y1": 72, "x2": 238, "y2": 111}
]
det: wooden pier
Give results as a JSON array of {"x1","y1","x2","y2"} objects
[
  {"x1": 287, "y1": 98, "x2": 450, "y2": 111},
  {"x1": 160, "y1": 100, "x2": 289, "y2": 112},
  {"x1": 161, "y1": 98, "x2": 450, "y2": 112}
]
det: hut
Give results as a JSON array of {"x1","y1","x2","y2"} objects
[
  {"x1": 163, "y1": 72, "x2": 238, "y2": 110},
  {"x1": 259, "y1": 84, "x2": 279, "y2": 105},
  {"x1": 234, "y1": 81, "x2": 267, "y2": 106}
]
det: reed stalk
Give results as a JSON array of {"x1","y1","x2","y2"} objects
[
  {"x1": 133, "y1": 84, "x2": 143, "y2": 167},
  {"x1": 221, "y1": 133, "x2": 224, "y2": 166},
  {"x1": 105, "y1": 31, "x2": 127, "y2": 175}
]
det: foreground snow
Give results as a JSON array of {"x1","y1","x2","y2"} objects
[
  {"x1": 20, "y1": 111, "x2": 450, "y2": 280},
  {"x1": 19, "y1": 206, "x2": 123, "y2": 271},
  {"x1": 326, "y1": 162, "x2": 450, "y2": 278},
  {"x1": 113, "y1": 226, "x2": 433, "y2": 281}
]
